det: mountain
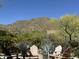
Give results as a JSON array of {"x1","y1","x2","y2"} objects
[{"x1": 0, "y1": 17, "x2": 56, "y2": 33}]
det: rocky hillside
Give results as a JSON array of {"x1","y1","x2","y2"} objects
[{"x1": 0, "y1": 17, "x2": 56, "y2": 33}]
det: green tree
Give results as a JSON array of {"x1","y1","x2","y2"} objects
[
  {"x1": 0, "y1": 30, "x2": 17, "y2": 59},
  {"x1": 71, "y1": 47, "x2": 79, "y2": 58},
  {"x1": 58, "y1": 16, "x2": 79, "y2": 47},
  {"x1": 59, "y1": 16, "x2": 79, "y2": 41},
  {"x1": 21, "y1": 30, "x2": 46, "y2": 48},
  {"x1": 14, "y1": 30, "x2": 46, "y2": 59}
]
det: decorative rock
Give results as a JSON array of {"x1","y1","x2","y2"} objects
[
  {"x1": 53, "y1": 45, "x2": 62, "y2": 56},
  {"x1": 30, "y1": 45, "x2": 39, "y2": 56}
]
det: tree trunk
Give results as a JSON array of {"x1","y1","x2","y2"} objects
[
  {"x1": 23, "y1": 56, "x2": 25, "y2": 59},
  {"x1": 7, "y1": 56, "x2": 12, "y2": 59},
  {"x1": 69, "y1": 34, "x2": 72, "y2": 41},
  {"x1": 16, "y1": 53, "x2": 19, "y2": 59},
  {"x1": 22, "y1": 51, "x2": 26, "y2": 59},
  {"x1": 69, "y1": 34, "x2": 73, "y2": 47}
]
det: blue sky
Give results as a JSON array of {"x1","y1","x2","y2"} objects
[{"x1": 0, "y1": 0, "x2": 79, "y2": 24}]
